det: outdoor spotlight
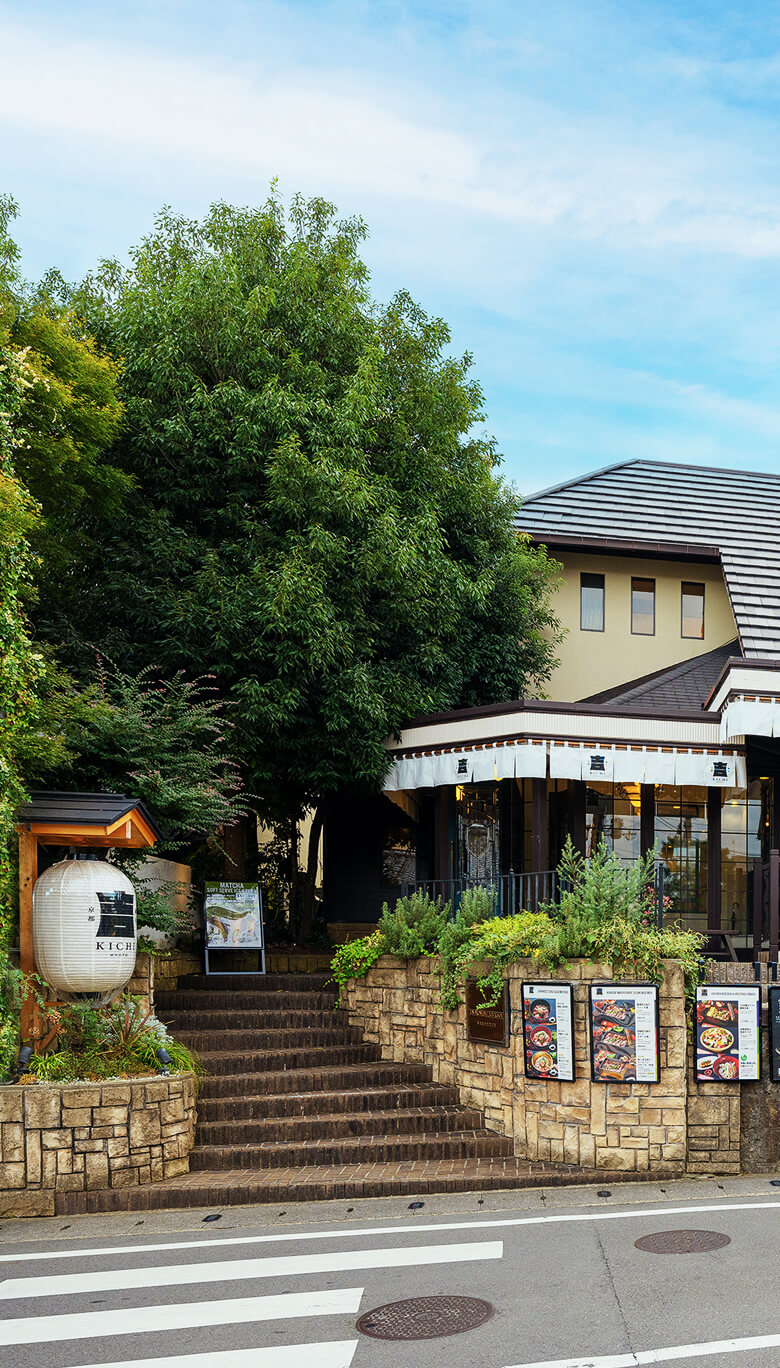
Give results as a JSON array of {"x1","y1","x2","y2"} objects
[
  {"x1": 156, "y1": 1046, "x2": 172, "y2": 1075},
  {"x1": 14, "y1": 1044, "x2": 33, "y2": 1082}
]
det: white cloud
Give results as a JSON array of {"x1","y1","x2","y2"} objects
[{"x1": 4, "y1": 18, "x2": 780, "y2": 259}]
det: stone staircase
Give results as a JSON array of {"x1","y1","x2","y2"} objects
[{"x1": 56, "y1": 971, "x2": 606, "y2": 1213}]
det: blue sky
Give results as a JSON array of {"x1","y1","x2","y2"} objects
[{"x1": 4, "y1": 1, "x2": 780, "y2": 495}]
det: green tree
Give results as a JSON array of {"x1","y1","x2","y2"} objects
[{"x1": 65, "y1": 192, "x2": 561, "y2": 936}]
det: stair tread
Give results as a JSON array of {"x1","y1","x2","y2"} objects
[
  {"x1": 57, "y1": 1159, "x2": 652, "y2": 1215},
  {"x1": 194, "y1": 1127, "x2": 504, "y2": 1151},
  {"x1": 199, "y1": 1104, "x2": 474, "y2": 1127}
]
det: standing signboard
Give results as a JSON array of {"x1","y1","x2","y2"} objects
[
  {"x1": 695, "y1": 985, "x2": 760, "y2": 1081},
  {"x1": 521, "y1": 983, "x2": 575, "y2": 1081},
  {"x1": 204, "y1": 881, "x2": 265, "y2": 976},
  {"x1": 589, "y1": 984, "x2": 660, "y2": 1083},
  {"x1": 769, "y1": 987, "x2": 780, "y2": 1084},
  {"x1": 465, "y1": 980, "x2": 508, "y2": 1045}
]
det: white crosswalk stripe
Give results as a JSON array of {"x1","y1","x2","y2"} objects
[
  {"x1": 1, "y1": 1238, "x2": 502, "y2": 1300},
  {"x1": 0, "y1": 1287, "x2": 364, "y2": 1346},
  {"x1": 74, "y1": 1345, "x2": 359, "y2": 1368}
]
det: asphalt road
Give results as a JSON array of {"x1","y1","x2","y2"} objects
[{"x1": 2, "y1": 1176, "x2": 780, "y2": 1368}]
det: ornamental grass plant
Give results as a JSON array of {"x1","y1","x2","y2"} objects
[{"x1": 24, "y1": 994, "x2": 202, "y2": 1084}]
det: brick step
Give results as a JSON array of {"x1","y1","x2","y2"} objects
[
  {"x1": 190, "y1": 1129, "x2": 515, "y2": 1171},
  {"x1": 57, "y1": 1158, "x2": 630, "y2": 1213},
  {"x1": 197, "y1": 1082, "x2": 460, "y2": 1121},
  {"x1": 162, "y1": 1009, "x2": 343, "y2": 1032},
  {"x1": 196, "y1": 1105, "x2": 484, "y2": 1146},
  {"x1": 177, "y1": 973, "x2": 333, "y2": 992},
  {"x1": 155, "y1": 990, "x2": 338, "y2": 1012},
  {"x1": 197, "y1": 1060, "x2": 437, "y2": 1098},
  {"x1": 195, "y1": 1043, "x2": 382, "y2": 1076},
  {"x1": 175, "y1": 1027, "x2": 363, "y2": 1053}
]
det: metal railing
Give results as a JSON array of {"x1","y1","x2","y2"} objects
[{"x1": 399, "y1": 870, "x2": 557, "y2": 915}]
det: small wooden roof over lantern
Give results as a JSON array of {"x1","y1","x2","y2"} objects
[
  {"x1": 17, "y1": 790, "x2": 162, "y2": 849},
  {"x1": 15, "y1": 791, "x2": 162, "y2": 1040}
]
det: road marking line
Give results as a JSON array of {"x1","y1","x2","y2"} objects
[
  {"x1": 73, "y1": 1342, "x2": 359, "y2": 1368},
  {"x1": 0, "y1": 1238, "x2": 502, "y2": 1300},
  {"x1": 510, "y1": 1328, "x2": 780, "y2": 1367},
  {"x1": 0, "y1": 1287, "x2": 364, "y2": 1346},
  {"x1": 1, "y1": 1199, "x2": 778, "y2": 1264}
]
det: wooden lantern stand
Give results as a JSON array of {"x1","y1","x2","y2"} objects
[{"x1": 15, "y1": 792, "x2": 160, "y2": 1044}]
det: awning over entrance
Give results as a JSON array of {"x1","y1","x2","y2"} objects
[{"x1": 383, "y1": 740, "x2": 746, "y2": 792}]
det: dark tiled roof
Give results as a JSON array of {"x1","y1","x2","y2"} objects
[
  {"x1": 518, "y1": 460, "x2": 780, "y2": 659},
  {"x1": 584, "y1": 640, "x2": 739, "y2": 710},
  {"x1": 17, "y1": 791, "x2": 162, "y2": 838}
]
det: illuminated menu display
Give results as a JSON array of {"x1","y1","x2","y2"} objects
[
  {"x1": 589, "y1": 985, "x2": 660, "y2": 1084},
  {"x1": 521, "y1": 983, "x2": 575, "y2": 1081},
  {"x1": 695, "y1": 986, "x2": 760, "y2": 1082}
]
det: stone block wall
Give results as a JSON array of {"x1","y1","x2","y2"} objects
[
  {"x1": 343, "y1": 956, "x2": 688, "y2": 1177},
  {"x1": 0, "y1": 1074, "x2": 196, "y2": 1217},
  {"x1": 686, "y1": 1065, "x2": 741, "y2": 1175}
]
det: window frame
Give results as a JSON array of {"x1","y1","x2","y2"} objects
[
  {"x1": 631, "y1": 576, "x2": 656, "y2": 636},
  {"x1": 681, "y1": 580, "x2": 705, "y2": 640},
  {"x1": 580, "y1": 571, "x2": 606, "y2": 632}
]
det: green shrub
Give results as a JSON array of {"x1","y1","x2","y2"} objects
[
  {"x1": 27, "y1": 993, "x2": 202, "y2": 1082},
  {"x1": 330, "y1": 930, "x2": 386, "y2": 1006},
  {"x1": 439, "y1": 886, "x2": 498, "y2": 1010},
  {"x1": 377, "y1": 891, "x2": 450, "y2": 958},
  {"x1": 440, "y1": 909, "x2": 556, "y2": 1010}
]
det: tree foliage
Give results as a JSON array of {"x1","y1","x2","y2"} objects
[{"x1": 65, "y1": 193, "x2": 561, "y2": 856}]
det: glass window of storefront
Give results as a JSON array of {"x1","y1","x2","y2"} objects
[
  {"x1": 586, "y1": 782, "x2": 641, "y2": 866},
  {"x1": 654, "y1": 786, "x2": 708, "y2": 931},
  {"x1": 720, "y1": 779, "x2": 772, "y2": 937}
]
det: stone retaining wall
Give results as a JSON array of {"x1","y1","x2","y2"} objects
[
  {"x1": 0, "y1": 1074, "x2": 196, "y2": 1217},
  {"x1": 343, "y1": 957, "x2": 688, "y2": 1176}
]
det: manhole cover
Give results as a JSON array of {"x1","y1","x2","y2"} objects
[
  {"x1": 635, "y1": 1229, "x2": 731, "y2": 1254},
  {"x1": 356, "y1": 1295, "x2": 495, "y2": 1340}
]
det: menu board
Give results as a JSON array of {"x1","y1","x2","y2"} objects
[
  {"x1": 695, "y1": 986, "x2": 760, "y2": 1082},
  {"x1": 205, "y1": 882, "x2": 264, "y2": 948},
  {"x1": 589, "y1": 985, "x2": 659, "y2": 1083},
  {"x1": 521, "y1": 983, "x2": 575, "y2": 1081},
  {"x1": 769, "y1": 987, "x2": 780, "y2": 1084}
]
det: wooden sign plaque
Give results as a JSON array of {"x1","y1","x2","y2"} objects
[{"x1": 465, "y1": 980, "x2": 508, "y2": 1045}]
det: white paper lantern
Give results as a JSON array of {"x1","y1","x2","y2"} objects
[{"x1": 33, "y1": 858, "x2": 137, "y2": 995}]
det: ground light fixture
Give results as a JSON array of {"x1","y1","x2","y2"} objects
[
  {"x1": 14, "y1": 1044, "x2": 33, "y2": 1082},
  {"x1": 156, "y1": 1046, "x2": 172, "y2": 1075}
]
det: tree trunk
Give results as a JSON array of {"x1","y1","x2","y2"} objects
[
  {"x1": 288, "y1": 815, "x2": 301, "y2": 941},
  {"x1": 222, "y1": 816, "x2": 248, "y2": 879},
  {"x1": 298, "y1": 806, "x2": 324, "y2": 947}
]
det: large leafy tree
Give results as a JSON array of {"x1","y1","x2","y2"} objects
[
  {"x1": 62, "y1": 193, "x2": 560, "y2": 931},
  {"x1": 0, "y1": 196, "x2": 243, "y2": 901}
]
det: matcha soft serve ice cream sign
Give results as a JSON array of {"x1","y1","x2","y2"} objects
[{"x1": 205, "y1": 882, "x2": 264, "y2": 947}]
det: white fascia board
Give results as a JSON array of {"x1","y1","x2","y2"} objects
[
  {"x1": 709, "y1": 664, "x2": 780, "y2": 712},
  {"x1": 389, "y1": 708, "x2": 721, "y2": 754}
]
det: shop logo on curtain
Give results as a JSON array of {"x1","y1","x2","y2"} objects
[
  {"x1": 457, "y1": 758, "x2": 468, "y2": 776},
  {"x1": 709, "y1": 757, "x2": 733, "y2": 785},
  {"x1": 587, "y1": 754, "x2": 607, "y2": 774}
]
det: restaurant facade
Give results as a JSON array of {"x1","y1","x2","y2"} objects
[{"x1": 324, "y1": 460, "x2": 780, "y2": 957}]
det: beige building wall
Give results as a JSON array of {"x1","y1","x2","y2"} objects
[{"x1": 543, "y1": 551, "x2": 738, "y2": 702}]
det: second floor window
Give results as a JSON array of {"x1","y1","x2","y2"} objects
[
  {"x1": 681, "y1": 582, "x2": 705, "y2": 638},
  {"x1": 631, "y1": 577, "x2": 655, "y2": 635},
  {"x1": 580, "y1": 572, "x2": 605, "y2": 631}
]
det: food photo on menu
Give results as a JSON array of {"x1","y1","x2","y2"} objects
[
  {"x1": 591, "y1": 998, "x2": 638, "y2": 1082},
  {"x1": 695, "y1": 998, "x2": 741, "y2": 1080},
  {"x1": 523, "y1": 995, "x2": 558, "y2": 1077}
]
